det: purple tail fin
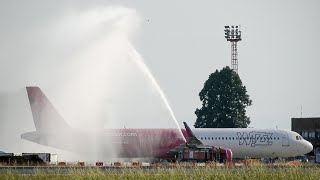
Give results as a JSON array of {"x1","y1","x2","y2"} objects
[{"x1": 26, "y1": 86, "x2": 71, "y2": 132}]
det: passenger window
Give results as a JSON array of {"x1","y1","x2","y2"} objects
[
  {"x1": 204, "y1": 137, "x2": 206, "y2": 140},
  {"x1": 232, "y1": 137, "x2": 234, "y2": 140},
  {"x1": 222, "y1": 137, "x2": 224, "y2": 140},
  {"x1": 201, "y1": 137, "x2": 203, "y2": 140},
  {"x1": 218, "y1": 137, "x2": 220, "y2": 140},
  {"x1": 229, "y1": 137, "x2": 231, "y2": 140},
  {"x1": 296, "y1": 136, "x2": 299, "y2": 140},
  {"x1": 215, "y1": 137, "x2": 217, "y2": 140},
  {"x1": 278, "y1": 137, "x2": 280, "y2": 140}
]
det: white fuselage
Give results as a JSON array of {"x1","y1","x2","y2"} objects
[{"x1": 193, "y1": 128, "x2": 313, "y2": 158}]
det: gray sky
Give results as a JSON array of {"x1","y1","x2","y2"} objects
[
  {"x1": 125, "y1": 0, "x2": 320, "y2": 129},
  {"x1": 0, "y1": 0, "x2": 320, "y2": 156}
]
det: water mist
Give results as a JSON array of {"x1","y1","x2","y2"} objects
[{"x1": 1, "y1": 4, "x2": 185, "y2": 161}]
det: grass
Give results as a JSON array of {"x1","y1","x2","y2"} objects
[{"x1": 0, "y1": 164, "x2": 320, "y2": 180}]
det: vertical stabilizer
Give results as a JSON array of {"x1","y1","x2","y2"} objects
[{"x1": 26, "y1": 86, "x2": 71, "y2": 132}]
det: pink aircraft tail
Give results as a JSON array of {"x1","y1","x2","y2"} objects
[
  {"x1": 25, "y1": 86, "x2": 71, "y2": 133},
  {"x1": 183, "y1": 122, "x2": 203, "y2": 146}
]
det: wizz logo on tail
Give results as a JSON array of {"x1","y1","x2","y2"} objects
[{"x1": 237, "y1": 131, "x2": 273, "y2": 147}]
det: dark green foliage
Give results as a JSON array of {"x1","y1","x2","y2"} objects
[{"x1": 195, "y1": 66, "x2": 252, "y2": 128}]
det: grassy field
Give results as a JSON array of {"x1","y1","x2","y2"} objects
[{"x1": 0, "y1": 164, "x2": 320, "y2": 180}]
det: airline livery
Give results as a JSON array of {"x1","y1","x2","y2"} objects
[
  {"x1": 192, "y1": 128, "x2": 312, "y2": 158},
  {"x1": 21, "y1": 87, "x2": 313, "y2": 159}
]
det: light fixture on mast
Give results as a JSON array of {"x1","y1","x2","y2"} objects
[{"x1": 224, "y1": 25, "x2": 242, "y2": 73}]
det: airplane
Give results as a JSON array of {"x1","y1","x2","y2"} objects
[
  {"x1": 192, "y1": 128, "x2": 313, "y2": 158},
  {"x1": 21, "y1": 86, "x2": 313, "y2": 160}
]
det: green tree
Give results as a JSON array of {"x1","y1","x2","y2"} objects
[{"x1": 194, "y1": 66, "x2": 252, "y2": 128}]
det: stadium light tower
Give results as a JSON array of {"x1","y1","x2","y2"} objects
[{"x1": 224, "y1": 25, "x2": 242, "y2": 73}]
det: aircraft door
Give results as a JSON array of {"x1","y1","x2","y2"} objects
[{"x1": 281, "y1": 131, "x2": 289, "y2": 146}]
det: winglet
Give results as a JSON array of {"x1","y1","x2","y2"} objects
[
  {"x1": 183, "y1": 122, "x2": 203, "y2": 146},
  {"x1": 183, "y1": 122, "x2": 196, "y2": 137}
]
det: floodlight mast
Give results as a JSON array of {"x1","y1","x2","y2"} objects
[{"x1": 224, "y1": 25, "x2": 242, "y2": 73}]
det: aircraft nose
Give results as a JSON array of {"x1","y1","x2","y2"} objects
[{"x1": 304, "y1": 141, "x2": 313, "y2": 154}]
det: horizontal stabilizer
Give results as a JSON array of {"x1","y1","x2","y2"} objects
[{"x1": 21, "y1": 131, "x2": 42, "y2": 144}]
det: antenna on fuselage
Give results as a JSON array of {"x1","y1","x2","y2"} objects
[{"x1": 275, "y1": 120, "x2": 279, "y2": 129}]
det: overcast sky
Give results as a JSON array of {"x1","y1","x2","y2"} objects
[
  {"x1": 0, "y1": 0, "x2": 320, "y2": 156},
  {"x1": 126, "y1": 0, "x2": 320, "y2": 129}
]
